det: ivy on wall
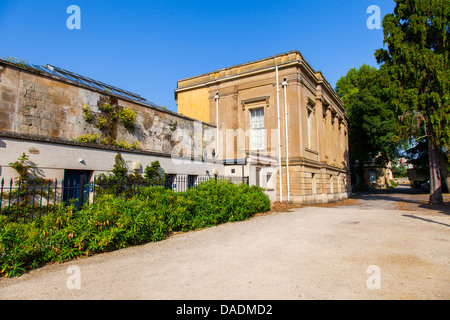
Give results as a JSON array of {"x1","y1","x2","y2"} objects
[{"x1": 77, "y1": 96, "x2": 140, "y2": 150}]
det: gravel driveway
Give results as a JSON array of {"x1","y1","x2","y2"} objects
[{"x1": 1, "y1": 186, "x2": 449, "y2": 300}]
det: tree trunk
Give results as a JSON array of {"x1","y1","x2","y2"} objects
[
  {"x1": 437, "y1": 147, "x2": 450, "y2": 193},
  {"x1": 426, "y1": 123, "x2": 444, "y2": 204}
]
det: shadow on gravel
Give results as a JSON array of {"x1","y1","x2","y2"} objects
[
  {"x1": 401, "y1": 214, "x2": 450, "y2": 228},
  {"x1": 350, "y1": 184, "x2": 450, "y2": 216}
]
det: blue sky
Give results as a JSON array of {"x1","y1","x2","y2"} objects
[{"x1": 0, "y1": 0, "x2": 396, "y2": 112}]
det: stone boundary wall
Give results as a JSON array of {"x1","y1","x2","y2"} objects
[{"x1": 0, "y1": 61, "x2": 217, "y2": 161}]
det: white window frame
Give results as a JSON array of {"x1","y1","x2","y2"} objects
[
  {"x1": 266, "y1": 172, "x2": 274, "y2": 190},
  {"x1": 250, "y1": 107, "x2": 266, "y2": 151}
]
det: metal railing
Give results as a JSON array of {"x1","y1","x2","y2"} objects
[{"x1": 0, "y1": 175, "x2": 249, "y2": 221}]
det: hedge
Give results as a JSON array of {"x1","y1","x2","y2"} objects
[{"x1": 0, "y1": 179, "x2": 270, "y2": 277}]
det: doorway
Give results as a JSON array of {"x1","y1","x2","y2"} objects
[{"x1": 63, "y1": 170, "x2": 92, "y2": 208}]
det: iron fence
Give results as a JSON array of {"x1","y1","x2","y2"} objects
[{"x1": 0, "y1": 174, "x2": 249, "y2": 221}]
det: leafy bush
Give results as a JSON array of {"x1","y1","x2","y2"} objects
[
  {"x1": 182, "y1": 180, "x2": 270, "y2": 229},
  {"x1": 95, "y1": 117, "x2": 108, "y2": 130},
  {"x1": 118, "y1": 107, "x2": 137, "y2": 130},
  {"x1": 0, "y1": 179, "x2": 270, "y2": 277},
  {"x1": 75, "y1": 134, "x2": 101, "y2": 144},
  {"x1": 143, "y1": 161, "x2": 165, "y2": 183},
  {"x1": 82, "y1": 105, "x2": 94, "y2": 122}
]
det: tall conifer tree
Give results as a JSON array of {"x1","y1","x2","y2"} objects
[{"x1": 375, "y1": 0, "x2": 450, "y2": 204}]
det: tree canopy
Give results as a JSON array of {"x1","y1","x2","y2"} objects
[
  {"x1": 375, "y1": 0, "x2": 449, "y2": 204},
  {"x1": 336, "y1": 64, "x2": 400, "y2": 185}
]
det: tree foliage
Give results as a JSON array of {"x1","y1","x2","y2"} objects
[
  {"x1": 375, "y1": 0, "x2": 449, "y2": 203},
  {"x1": 144, "y1": 161, "x2": 165, "y2": 182},
  {"x1": 405, "y1": 139, "x2": 430, "y2": 179},
  {"x1": 110, "y1": 152, "x2": 128, "y2": 179},
  {"x1": 336, "y1": 64, "x2": 400, "y2": 184}
]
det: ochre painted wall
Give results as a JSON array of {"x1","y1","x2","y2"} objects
[{"x1": 177, "y1": 87, "x2": 210, "y2": 124}]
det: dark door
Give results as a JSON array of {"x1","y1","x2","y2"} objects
[
  {"x1": 165, "y1": 174, "x2": 176, "y2": 190},
  {"x1": 63, "y1": 170, "x2": 92, "y2": 208},
  {"x1": 187, "y1": 175, "x2": 197, "y2": 189},
  {"x1": 256, "y1": 168, "x2": 261, "y2": 187}
]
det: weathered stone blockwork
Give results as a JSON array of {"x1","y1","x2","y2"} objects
[
  {"x1": 0, "y1": 61, "x2": 220, "y2": 181},
  {"x1": 0, "y1": 61, "x2": 216, "y2": 159}
]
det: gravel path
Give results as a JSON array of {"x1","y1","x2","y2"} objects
[{"x1": 1, "y1": 186, "x2": 449, "y2": 300}]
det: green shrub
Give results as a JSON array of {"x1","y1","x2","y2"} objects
[
  {"x1": 0, "y1": 204, "x2": 76, "y2": 277},
  {"x1": 82, "y1": 105, "x2": 94, "y2": 122},
  {"x1": 0, "y1": 180, "x2": 270, "y2": 277},
  {"x1": 118, "y1": 107, "x2": 137, "y2": 129},
  {"x1": 75, "y1": 134, "x2": 100, "y2": 144},
  {"x1": 181, "y1": 179, "x2": 270, "y2": 229}
]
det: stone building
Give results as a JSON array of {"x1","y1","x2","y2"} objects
[
  {"x1": 0, "y1": 59, "x2": 221, "y2": 190},
  {"x1": 364, "y1": 164, "x2": 394, "y2": 189},
  {"x1": 176, "y1": 51, "x2": 351, "y2": 203},
  {"x1": 1, "y1": 50, "x2": 351, "y2": 204}
]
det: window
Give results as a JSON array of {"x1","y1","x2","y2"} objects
[
  {"x1": 307, "y1": 109, "x2": 313, "y2": 149},
  {"x1": 266, "y1": 173, "x2": 274, "y2": 190},
  {"x1": 369, "y1": 170, "x2": 377, "y2": 184},
  {"x1": 306, "y1": 97, "x2": 316, "y2": 151},
  {"x1": 250, "y1": 108, "x2": 265, "y2": 150}
]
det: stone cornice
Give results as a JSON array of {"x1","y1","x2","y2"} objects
[
  {"x1": 287, "y1": 156, "x2": 349, "y2": 173},
  {"x1": 175, "y1": 51, "x2": 347, "y2": 119},
  {"x1": 0, "y1": 130, "x2": 216, "y2": 163}
]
